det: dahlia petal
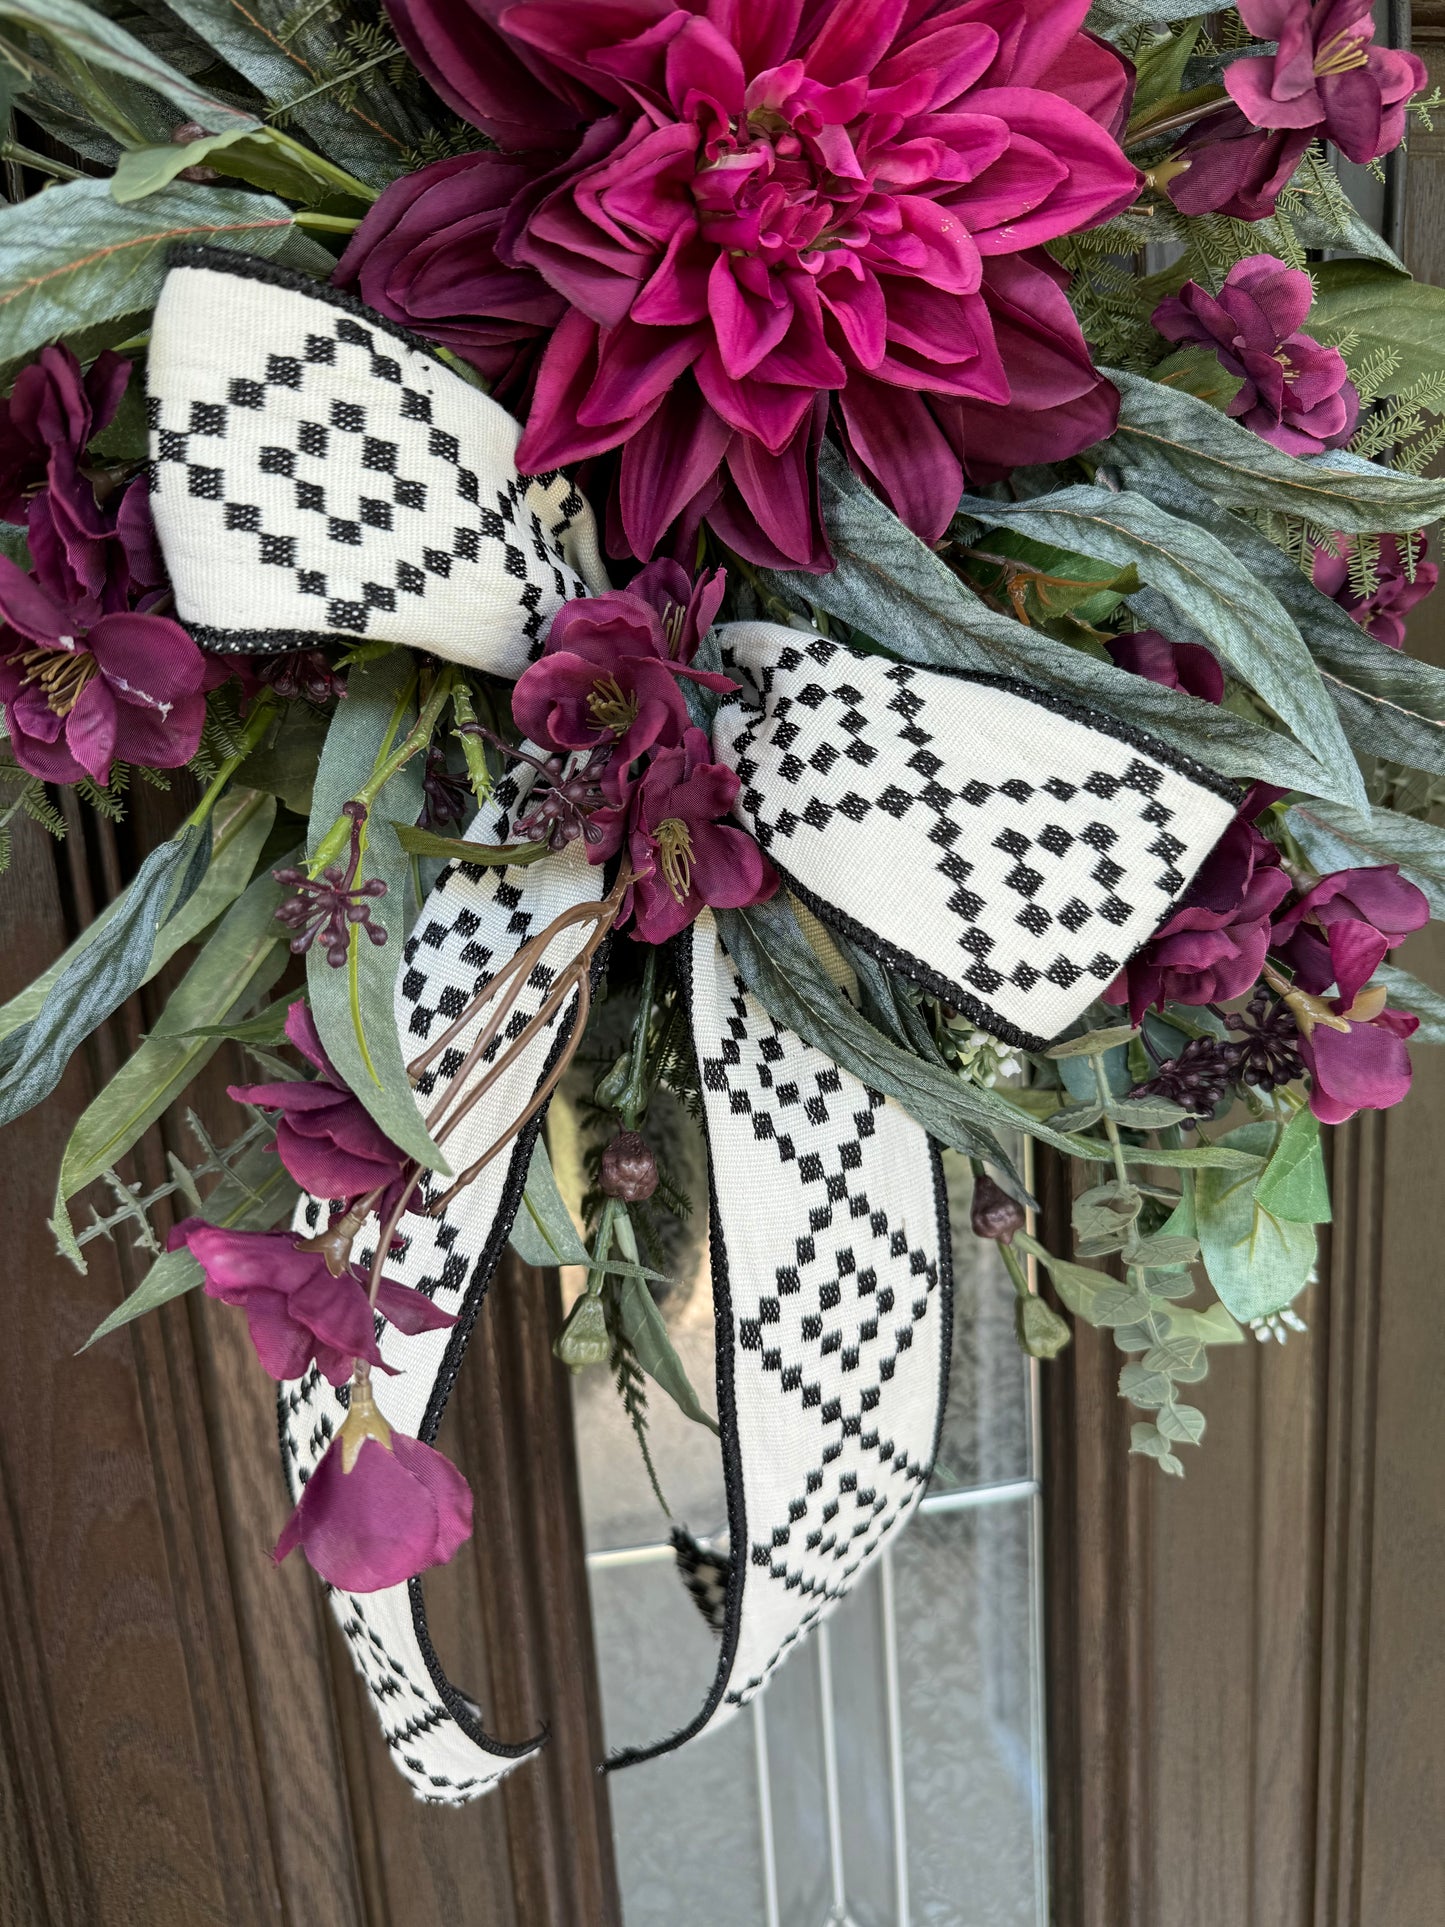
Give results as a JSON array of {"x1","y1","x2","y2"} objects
[
  {"x1": 695, "y1": 343, "x2": 815, "y2": 451},
  {"x1": 518, "y1": 312, "x2": 643, "y2": 469},
  {"x1": 579, "y1": 317, "x2": 703, "y2": 425},
  {"x1": 708, "y1": 254, "x2": 795, "y2": 379},
  {"x1": 617, "y1": 384, "x2": 732, "y2": 558},
  {"x1": 703, "y1": 0, "x2": 804, "y2": 73},
  {"x1": 389, "y1": 0, "x2": 590, "y2": 145},
  {"x1": 718, "y1": 400, "x2": 828, "y2": 567},
  {"x1": 664, "y1": 13, "x2": 746, "y2": 118},
  {"x1": 838, "y1": 376, "x2": 963, "y2": 542},
  {"x1": 803, "y1": 0, "x2": 910, "y2": 87},
  {"x1": 871, "y1": 23, "x2": 999, "y2": 110}
]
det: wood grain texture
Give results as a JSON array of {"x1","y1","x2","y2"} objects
[{"x1": 0, "y1": 780, "x2": 621, "y2": 1925}]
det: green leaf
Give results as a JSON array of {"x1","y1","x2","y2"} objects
[
  {"x1": 1118, "y1": 1360, "x2": 1173, "y2": 1408},
  {"x1": 952, "y1": 526, "x2": 1140, "y2": 627},
  {"x1": 0, "y1": 180, "x2": 334, "y2": 370},
  {"x1": 1195, "y1": 1123, "x2": 1318, "y2": 1321},
  {"x1": 770, "y1": 450, "x2": 1349, "y2": 799},
  {"x1": 1155, "y1": 1402, "x2": 1208, "y2": 1445},
  {"x1": 1166, "y1": 1300, "x2": 1246, "y2": 1346},
  {"x1": 111, "y1": 127, "x2": 361, "y2": 208},
  {"x1": 0, "y1": 789, "x2": 272, "y2": 1047},
  {"x1": 81, "y1": 1134, "x2": 299, "y2": 1349},
  {"x1": 1112, "y1": 1096, "x2": 1191, "y2": 1130},
  {"x1": 1287, "y1": 189, "x2": 1408, "y2": 272},
  {"x1": 1149, "y1": 343, "x2": 1244, "y2": 411},
  {"x1": 52, "y1": 862, "x2": 292, "y2": 1253},
  {"x1": 1089, "y1": 1278, "x2": 1155, "y2": 1327},
  {"x1": 1129, "y1": 17, "x2": 1201, "y2": 114},
  {"x1": 1073, "y1": 1180, "x2": 1143, "y2": 1258},
  {"x1": 511, "y1": 1138, "x2": 590, "y2": 1269},
  {"x1": 1123, "y1": 1232, "x2": 1200, "y2": 1269},
  {"x1": 1286, "y1": 798, "x2": 1445, "y2": 919},
  {"x1": 1120, "y1": 466, "x2": 1445, "y2": 773},
  {"x1": 1253, "y1": 1107, "x2": 1332, "y2": 1225},
  {"x1": 179, "y1": 996, "x2": 296, "y2": 1048},
  {"x1": 957, "y1": 487, "x2": 1366, "y2": 810},
  {"x1": 1373, "y1": 962, "x2": 1445, "y2": 1042},
  {"x1": 392, "y1": 822, "x2": 548, "y2": 865},
  {"x1": 0, "y1": 0, "x2": 258, "y2": 133},
  {"x1": 1102, "y1": 368, "x2": 1445, "y2": 532},
  {"x1": 1129, "y1": 1420, "x2": 1185, "y2": 1475},
  {"x1": 0, "y1": 820, "x2": 210, "y2": 1128},
  {"x1": 1046, "y1": 1023, "x2": 1139, "y2": 1059},
  {"x1": 1307, "y1": 259, "x2": 1445, "y2": 394},
  {"x1": 1142, "y1": 1334, "x2": 1208, "y2": 1380},
  {"x1": 612, "y1": 1273, "x2": 719, "y2": 1435},
  {"x1": 306, "y1": 653, "x2": 447, "y2": 1174}
]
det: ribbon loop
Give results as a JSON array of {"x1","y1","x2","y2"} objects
[{"x1": 713, "y1": 622, "x2": 1240, "y2": 1049}]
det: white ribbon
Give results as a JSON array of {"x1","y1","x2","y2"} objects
[{"x1": 148, "y1": 251, "x2": 1236, "y2": 1801}]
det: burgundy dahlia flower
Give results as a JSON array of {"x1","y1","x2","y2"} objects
[
  {"x1": 512, "y1": 578, "x2": 735, "y2": 784},
  {"x1": 1153, "y1": 255, "x2": 1359, "y2": 456},
  {"x1": 229, "y1": 1001, "x2": 412, "y2": 1205},
  {"x1": 597, "y1": 722, "x2": 778, "y2": 942},
  {"x1": 1271, "y1": 865, "x2": 1428, "y2": 1010},
  {"x1": 1105, "y1": 630, "x2": 1224, "y2": 705},
  {"x1": 273, "y1": 1382, "x2": 473, "y2": 1592},
  {"x1": 1311, "y1": 534, "x2": 1439, "y2": 650},
  {"x1": 169, "y1": 1219, "x2": 456, "y2": 1386},
  {"x1": 0, "y1": 345, "x2": 130, "y2": 601},
  {"x1": 1108, "y1": 816, "x2": 1292, "y2": 1024},
  {"x1": 0, "y1": 554, "x2": 208, "y2": 785},
  {"x1": 370, "y1": 0, "x2": 1140, "y2": 566},
  {"x1": 1296, "y1": 989, "x2": 1418, "y2": 1123},
  {"x1": 1225, "y1": 0, "x2": 1426, "y2": 167}
]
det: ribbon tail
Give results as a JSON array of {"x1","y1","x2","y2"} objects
[
  {"x1": 607, "y1": 909, "x2": 953, "y2": 1767},
  {"x1": 279, "y1": 767, "x2": 605, "y2": 1805}
]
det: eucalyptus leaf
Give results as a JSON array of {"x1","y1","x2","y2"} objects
[
  {"x1": 306, "y1": 653, "x2": 447, "y2": 1173},
  {"x1": 1130, "y1": 1421, "x2": 1185, "y2": 1475},
  {"x1": 1165, "y1": 1300, "x2": 1246, "y2": 1345},
  {"x1": 0, "y1": 821, "x2": 209, "y2": 1127},
  {"x1": 1142, "y1": 1334, "x2": 1208, "y2": 1379},
  {"x1": 0, "y1": 179, "x2": 334, "y2": 369},
  {"x1": 0, "y1": 0, "x2": 257, "y2": 132},
  {"x1": 0, "y1": 790, "x2": 271, "y2": 1047},
  {"x1": 1155, "y1": 1402, "x2": 1207, "y2": 1445},
  {"x1": 1195, "y1": 1123, "x2": 1317, "y2": 1321},
  {"x1": 81, "y1": 1135, "x2": 299, "y2": 1349},
  {"x1": 1118, "y1": 1360, "x2": 1173, "y2": 1408},
  {"x1": 1101, "y1": 368, "x2": 1445, "y2": 531},
  {"x1": 52, "y1": 861, "x2": 292, "y2": 1252},
  {"x1": 1112, "y1": 1096, "x2": 1191, "y2": 1130},
  {"x1": 1252, "y1": 1107, "x2": 1331, "y2": 1224},
  {"x1": 772, "y1": 451, "x2": 1344, "y2": 798},
  {"x1": 956, "y1": 487, "x2": 1365, "y2": 808},
  {"x1": 612, "y1": 1272, "x2": 719, "y2": 1435}
]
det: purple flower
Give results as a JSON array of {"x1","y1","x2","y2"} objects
[
  {"x1": 1224, "y1": 0, "x2": 1426, "y2": 167},
  {"x1": 373, "y1": 0, "x2": 1140, "y2": 566},
  {"x1": 273, "y1": 1380, "x2": 473, "y2": 1592},
  {"x1": 1167, "y1": 105, "x2": 1312, "y2": 222},
  {"x1": 1105, "y1": 630, "x2": 1225, "y2": 704},
  {"x1": 249, "y1": 647, "x2": 349, "y2": 705},
  {"x1": 274, "y1": 802, "x2": 389, "y2": 967},
  {"x1": 1312, "y1": 534, "x2": 1439, "y2": 650},
  {"x1": 1295, "y1": 987, "x2": 1418, "y2": 1123},
  {"x1": 1271, "y1": 865, "x2": 1428, "y2": 1009},
  {"x1": 1153, "y1": 255, "x2": 1359, "y2": 456},
  {"x1": 511, "y1": 584, "x2": 735, "y2": 784},
  {"x1": 168, "y1": 1218, "x2": 456, "y2": 1386},
  {"x1": 334, "y1": 149, "x2": 567, "y2": 403},
  {"x1": 599, "y1": 724, "x2": 777, "y2": 944},
  {"x1": 0, "y1": 345, "x2": 130, "y2": 600},
  {"x1": 229, "y1": 1000, "x2": 412, "y2": 1204},
  {"x1": 1108, "y1": 817, "x2": 1292, "y2": 1024},
  {"x1": 0, "y1": 555, "x2": 207, "y2": 785}
]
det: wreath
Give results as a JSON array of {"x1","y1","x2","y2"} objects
[{"x1": 1, "y1": 0, "x2": 1441, "y2": 1800}]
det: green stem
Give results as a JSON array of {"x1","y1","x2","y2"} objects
[
  {"x1": 309, "y1": 665, "x2": 455, "y2": 873},
  {"x1": 1124, "y1": 84, "x2": 1227, "y2": 147},
  {"x1": 450, "y1": 678, "x2": 493, "y2": 805},
  {"x1": 264, "y1": 125, "x2": 378, "y2": 203},
  {"x1": 294, "y1": 210, "x2": 363, "y2": 233},
  {"x1": 184, "y1": 694, "x2": 280, "y2": 829},
  {"x1": 587, "y1": 1197, "x2": 621, "y2": 1297},
  {"x1": 1, "y1": 141, "x2": 85, "y2": 181},
  {"x1": 618, "y1": 948, "x2": 659, "y2": 1131},
  {"x1": 1092, "y1": 1053, "x2": 1133, "y2": 1191},
  {"x1": 998, "y1": 1240, "x2": 1031, "y2": 1301}
]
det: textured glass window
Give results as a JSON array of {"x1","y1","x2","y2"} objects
[{"x1": 570, "y1": 1150, "x2": 1049, "y2": 1927}]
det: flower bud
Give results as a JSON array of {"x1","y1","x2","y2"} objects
[
  {"x1": 554, "y1": 1291, "x2": 610, "y2": 1373},
  {"x1": 970, "y1": 1172, "x2": 1025, "y2": 1245},
  {"x1": 599, "y1": 1130, "x2": 659, "y2": 1202},
  {"x1": 1016, "y1": 1296, "x2": 1072, "y2": 1360}
]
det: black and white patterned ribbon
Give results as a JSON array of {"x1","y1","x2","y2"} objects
[{"x1": 148, "y1": 257, "x2": 1237, "y2": 1802}]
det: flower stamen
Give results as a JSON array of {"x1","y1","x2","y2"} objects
[
  {"x1": 18, "y1": 644, "x2": 98, "y2": 717},
  {"x1": 586, "y1": 674, "x2": 641, "y2": 735},
  {"x1": 655, "y1": 816, "x2": 695, "y2": 903},
  {"x1": 1314, "y1": 29, "x2": 1370, "y2": 78}
]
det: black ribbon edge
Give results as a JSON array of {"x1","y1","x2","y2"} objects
[{"x1": 603, "y1": 913, "x2": 955, "y2": 1772}]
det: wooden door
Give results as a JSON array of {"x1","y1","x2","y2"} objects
[{"x1": 0, "y1": 787, "x2": 621, "y2": 1927}]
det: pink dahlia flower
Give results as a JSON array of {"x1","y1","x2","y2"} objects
[
  {"x1": 1153, "y1": 255, "x2": 1359, "y2": 457},
  {"x1": 1225, "y1": 0, "x2": 1426, "y2": 168},
  {"x1": 274, "y1": 1385, "x2": 473, "y2": 1592},
  {"x1": 372, "y1": 0, "x2": 1140, "y2": 566}
]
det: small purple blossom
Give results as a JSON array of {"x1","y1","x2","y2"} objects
[
  {"x1": 252, "y1": 648, "x2": 349, "y2": 705},
  {"x1": 274, "y1": 802, "x2": 389, "y2": 968},
  {"x1": 1130, "y1": 1035, "x2": 1238, "y2": 1119},
  {"x1": 1295, "y1": 988, "x2": 1418, "y2": 1123},
  {"x1": 1153, "y1": 255, "x2": 1359, "y2": 456},
  {"x1": 418, "y1": 745, "x2": 470, "y2": 830},
  {"x1": 503, "y1": 739, "x2": 614, "y2": 852},
  {"x1": 229, "y1": 1001, "x2": 412, "y2": 1205},
  {"x1": 1312, "y1": 535, "x2": 1439, "y2": 650},
  {"x1": 1225, "y1": 0, "x2": 1427, "y2": 167},
  {"x1": 272, "y1": 1380, "x2": 473, "y2": 1592},
  {"x1": 1224, "y1": 985, "x2": 1305, "y2": 1091}
]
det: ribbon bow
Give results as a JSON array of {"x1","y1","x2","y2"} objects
[{"x1": 147, "y1": 251, "x2": 1237, "y2": 1804}]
